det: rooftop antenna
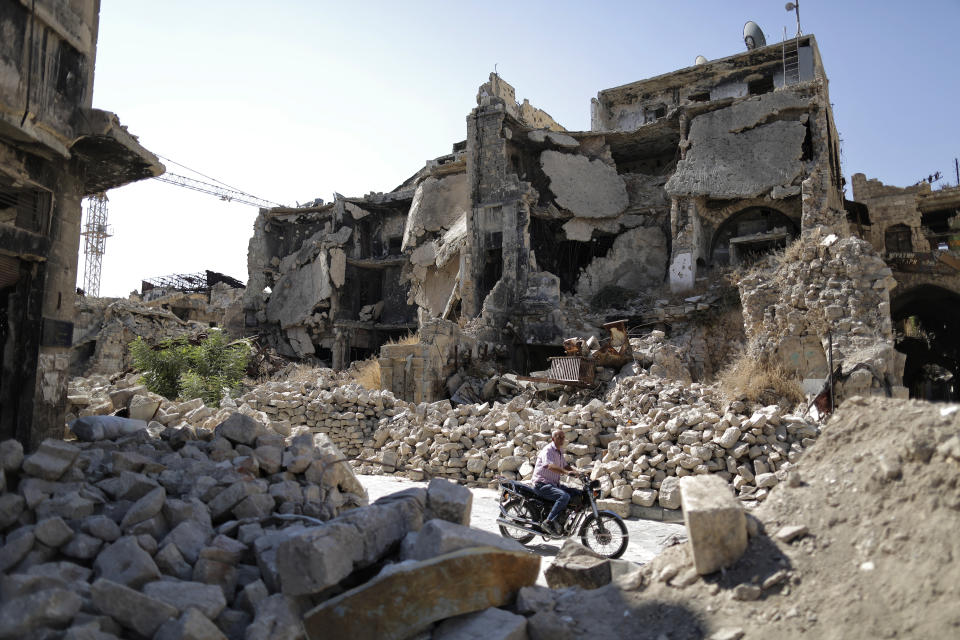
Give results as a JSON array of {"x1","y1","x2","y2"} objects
[
  {"x1": 743, "y1": 21, "x2": 766, "y2": 50},
  {"x1": 785, "y1": 1, "x2": 802, "y2": 37}
]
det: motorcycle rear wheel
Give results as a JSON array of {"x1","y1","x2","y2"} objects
[
  {"x1": 498, "y1": 500, "x2": 536, "y2": 545},
  {"x1": 579, "y1": 510, "x2": 629, "y2": 559}
]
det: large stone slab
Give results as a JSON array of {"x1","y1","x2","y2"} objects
[
  {"x1": 665, "y1": 92, "x2": 810, "y2": 199},
  {"x1": 21, "y1": 439, "x2": 80, "y2": 480},
  {"x1": 540, "y1": 150, "x2": 628, "y2": 219},
  {"x1": 433, "y1": 607, "x2": 528, "y2": 640},
  {"x1": 276, "y1": 488, "x2": 424, "y2": 596},
  {"x1": 544, "y1": 539, "x2": 611, "y2": 590},
  {"x1": 302, "y1": 547, "x2": 540, "y2": 640},
  {"x1": 425, "y1": 478, "x2": 472, "y2": 525},
  {"x1": 142, "y1": 580, "x2": 227, "y2": 620},
  {"x1": 680, "y1": 475, "x2": 747, "y2": 575},
  {"x1": 405, "y1": 519, "x2": 525, "y2": 561},
  {"x1": 93, "y1": 536, "x2": 160, "y2": 588},
  {"x1": 214, "y1": 413, "x2": 267, "y2": 446},
  {"x1": 90, "y1": 578, "x2": 179, "y2": 638}
]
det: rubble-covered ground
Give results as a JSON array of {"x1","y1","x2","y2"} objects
[
  {"x1": 67, "y1": 355, "x2": 820, "y2": 514},
  {"x1": 3, "y1": 363, "x2": 958, "y2": 638},
  {"x1": 516, "y1": 396, "x2": 960, "y2": 640}
]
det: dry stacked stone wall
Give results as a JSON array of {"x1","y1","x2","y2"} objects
[{"x1": 70, "y1": 360, "x2": 822, "y2": 513}]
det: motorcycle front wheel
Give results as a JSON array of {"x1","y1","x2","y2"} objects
[
  {"x1": 498, "y1": 500, "x2": 536, "y2": 545},
  {"x1": 579, "y1": 510, "x2": 629, "y2": 559}
]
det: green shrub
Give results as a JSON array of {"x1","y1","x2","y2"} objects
[{"x1": 129, "y1": 331, "x2": 252, "y2": 407}]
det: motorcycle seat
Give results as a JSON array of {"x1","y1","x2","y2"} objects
[{"x1": 501, "y1": 480, "x2": 542, "y2": 501}]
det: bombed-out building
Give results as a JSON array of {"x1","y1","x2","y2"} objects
[
  {"x1": 849, "y1": 174, "x2": 960, "y2": 400},
  {"x1": 0, "y1": 1, "x2": 162, "y2": 447},
  {"x1": 248, "y1": 33, "x2": 910, "y2": 402}
]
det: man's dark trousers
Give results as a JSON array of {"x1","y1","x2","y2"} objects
[{"x1": 535, "y1": 482, "x2": 576, "y2": 523}]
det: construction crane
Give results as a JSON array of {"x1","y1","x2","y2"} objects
[
  {"x1": 153, "y1": 172, "x2": 283, "y2": 209},
  {"x1": 79, "y1": 159, "x2": 283, "y2": 298},
  {"x1": 80, "y1": 193, "x2": 110, "y2": 297}
]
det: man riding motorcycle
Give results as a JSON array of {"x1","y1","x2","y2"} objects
[{"x1": 532, "y1": 429, "x2": 578, "y2": 535}]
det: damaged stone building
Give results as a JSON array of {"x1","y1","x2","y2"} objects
[
  {"x1": 0, "y1": 0, "x2": 161, "y2": 447},
  {"x1": 848, "y1": 174, "x2": 960, "y2": 400},
  {"x1": 247, "y1": 35, "x2": 858, "y2": 393},
  {"x1": 245, "y1": 191, "x2": 419, "y2": 365},
  {"x1": 249, "y1": 30, "x2": 960, "y2": 410}
]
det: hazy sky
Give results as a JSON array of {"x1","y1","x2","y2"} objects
[{"x1": 87, "y1": 0, "x2": 960, "y2": 298}]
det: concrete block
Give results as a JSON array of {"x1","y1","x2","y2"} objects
[{"x1": 680, "y1": 475, "x2": 747, "y2": 575}]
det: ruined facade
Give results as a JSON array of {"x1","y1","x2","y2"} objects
[
  {"x1": 849, "y1": 175, "x2": 960, "y2": 400},
  {"x1": 248, "y1": 36, "x2": 845, "y2": 383},
  {"x1": 245, "y1": 191, "x2": 418, "y2": 367},
  {"x1": 0, "y1": 0, "x2": 162, "y2": 448},
  {"x1": 245, "y1": 35, "x2": 937, "y2": 406}
]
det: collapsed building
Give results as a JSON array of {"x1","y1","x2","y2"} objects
[
  {"x1": 0, "y1": 0, "x2": 162, "y2": 448},
  {"x1": 247, "y1": 33, "x2": 903, "y2": 404},
  {"x1": 848, "y1": 174, "x2": 960, "y2": 400},
  {"x1": 138, "y1": 270, "x2": 246, "y2": 336}
]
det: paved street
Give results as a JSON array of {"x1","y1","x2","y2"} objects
[{"x1": 359, "y1": 474, "x2": 686, "y2": 583}]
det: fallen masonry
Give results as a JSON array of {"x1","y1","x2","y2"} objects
[
  {"x1": 69, "y1": 357, "x2": 822, "y2": 511},
  {"x1": 0, "y1": 414, "x2": 541, "y2": 640}
]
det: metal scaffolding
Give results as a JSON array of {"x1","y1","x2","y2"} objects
[{"x1": 81, "y1": 193, "x2": 110, "y2": 297}]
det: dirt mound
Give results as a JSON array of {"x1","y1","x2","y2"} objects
[{"x1": 540, "y1": 397, "x2": 960, "y2": 639}]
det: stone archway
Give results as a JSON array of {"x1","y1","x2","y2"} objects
[
  {"x1": 891, "y1": 285, "x2": 960, "y2": 401},
  {"x1": 709, "y1": 206, "x2": 799, "y2": 267}
]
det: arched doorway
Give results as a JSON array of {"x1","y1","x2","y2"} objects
[
  {"x1": 710, "y1": 207, "x2": 799, "y2": 267},
  {"x1": 891, "y1": 285, "x2": 960, "y2": 401}
]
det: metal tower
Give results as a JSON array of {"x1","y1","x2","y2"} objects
[{"x1": 81, "y1": 193, "x2": 110, "y2": 297}]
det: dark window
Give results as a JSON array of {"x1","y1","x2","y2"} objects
[
  {"x1": 747, "y1": 76, "x2": 774, "y2": 96},
  {"x1": 885, "y1": 225, "x2": 913, "y2": 254},
  {"x1": 0, "y1": 185, "x2": 51, "y2": 234},
  {"x1": 689, "y1": 92, "x2": 710, "y2": 103},
  {"x1": 388, "y1": 236, "x2": 402, "y2": 255},
  {"x1": 55, "y1": 41, "x2": 84, "y2": 102}
]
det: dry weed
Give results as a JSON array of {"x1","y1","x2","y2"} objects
[
  {"x1": 351, "y1": 357, "x2": 381, "y2": 390},
  {"x1": 718, "y1": 351, "x2": 805, "y2": 405},
  {"x1": 346, "y1": 333, "x2": 419, "y2": 390},
  {"x1": 386, "y1": 332, "x2": 420, "y2": 346}
]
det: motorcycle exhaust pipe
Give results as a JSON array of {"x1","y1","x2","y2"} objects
[{"x1": 496, "y1": 517, "x2": 544, "y2": 537}]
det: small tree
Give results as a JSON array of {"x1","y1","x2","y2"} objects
[{"x1": 129, "y1": 331, "x2": 252, "y2": 407}]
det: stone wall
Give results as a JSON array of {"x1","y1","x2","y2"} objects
[
  {"x1": 851, "y1": 173, "x2": 930, "y2": 254},
  {"x1": 739, "y1": 226, "x2": 906, "y2": 398}
]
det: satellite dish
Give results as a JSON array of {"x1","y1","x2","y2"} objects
[
  {"x1": 743, "y1": 21, "x2": 766, "y2": 50},
  {"x1": 695, "y1": 55, "x2": 708, "y2": 65}
]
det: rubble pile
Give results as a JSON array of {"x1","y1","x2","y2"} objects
[
  {"x1": 72, "y1": 298, "x2": 206, "y2": 377},
  {"x1": 69, "y1": 357, "x2": 821, "y2": 513},
  {"x1": 739, "y1": 226, "x2": 905, "y2": 399},
  {"x1": 0, "y1": 417, "x2": 543, "y2": 640},
  {"x1": 516, "y1": 396, "x2": 960, "y2": 639}
]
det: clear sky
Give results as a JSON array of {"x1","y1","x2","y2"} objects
[{"x1": 87, "y1": 0, "x2": 960, "y2": 298}]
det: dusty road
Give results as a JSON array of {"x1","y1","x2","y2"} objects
[{"x1": 359, "y1": 474, "x2": 686, "y2": 583}]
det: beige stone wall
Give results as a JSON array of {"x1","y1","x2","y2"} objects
[
  {"x1": 851, "y1": 173, "x2": 930, "y2": 254},
  {"x1": 739, "y1": 227, "x2": 904, "y2": 397}
]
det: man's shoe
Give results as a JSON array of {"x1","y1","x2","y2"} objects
[{"x1": 544, "y1": 520, "x2": 561, "y2": 536}]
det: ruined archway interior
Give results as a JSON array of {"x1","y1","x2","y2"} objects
[
  {"x1": 892, "y1": 285, "x2": 960, "y2": 401},
  {"x1": 710, "y1": 207, "x2": 799, "y2": 268}
]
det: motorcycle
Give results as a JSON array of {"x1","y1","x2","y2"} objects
[{"x1": 496, "y1": 471, "x2": 629, "y2": 559}]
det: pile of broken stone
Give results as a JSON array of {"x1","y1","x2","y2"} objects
[
  {"x1": 0, "y1": 412, "x2": 570, "y2": 639},
  {"x1": 69, "y1": 362, "x2": 820, "y2": 516}
]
